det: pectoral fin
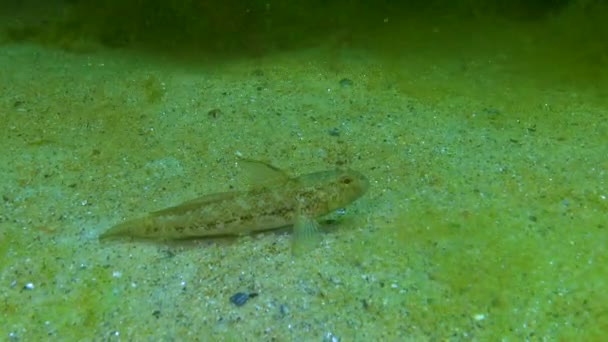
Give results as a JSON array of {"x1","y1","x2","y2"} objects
[{"x1": 291, "y1": 215, "x2": 321, "y2": 256}]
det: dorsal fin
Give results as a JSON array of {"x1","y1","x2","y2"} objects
[
  {"x1": 150, "y1": 159, "x2": 289, "y2": 217},
  {"x1": 237, "y1": 158, "x2": 290, "y2": 188}
]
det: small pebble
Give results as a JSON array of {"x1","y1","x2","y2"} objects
[
  {"x1": 328, "y1": 128, "x2": 340, "y2": 136},
  {"x1": 339, "y1": 78, "x2": 353, "y2": 87},
  {"x1": 230, "y1": 292, "x2": 258, "y2": 306},
  {"x1": 279, "y1": 304, "x2": 289, "y2": 316},
  {"x1": 482, "y1": 107, "x2": 500, "y2": 116},
  {"x1": 208, "y1": 108, "x2": 222, "y2": 119}
]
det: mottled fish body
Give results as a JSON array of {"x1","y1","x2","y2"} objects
[{"x1": 100, "y1": 164, "x2": 368, "y2": 243}]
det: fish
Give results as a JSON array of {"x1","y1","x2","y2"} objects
[{"x1": 99, "y1": 160, "x2": 369, "y2": 252}]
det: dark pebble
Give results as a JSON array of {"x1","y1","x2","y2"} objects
[
  {"x1": 328, "y1": 128, "x2": 340, "y2": 136},
  {"x1": 482, "y1": 107, "x2": 500, "y2": 116},
  {"x1": 279, "y1": 304, "x2": 289, "y2": 316},
  {"x1": 230, "y1": 292, "x2": 258, "y2": 306},
  {"x1": 208, "y1": 108, "x2": 222, "y2": 118},
  {"x1": 339, "y1": 78, "x2": 353, "y2": 87}
]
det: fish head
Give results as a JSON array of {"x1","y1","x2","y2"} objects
[{"x1": 297, "y1": 169, "x2": 369, "y2": 215}]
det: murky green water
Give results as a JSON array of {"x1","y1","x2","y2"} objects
[{"x1": 1, "y1": 1, "x2": 607, "y2": 340}]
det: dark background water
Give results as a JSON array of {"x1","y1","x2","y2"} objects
[{"x1": 1, "y1": 0, "x2": 605, "y2": 57}]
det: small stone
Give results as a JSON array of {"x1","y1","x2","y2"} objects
[
  {"x1": 473, "y1": 313, "x2": 486, "y2": 321},
  {"x1": 339, "y1": 78, "x2": 353, "y2": 87},
  {"x1": 279, "y1": 304, "x2": 289, "y2": 316},
  {"x1": 230, "y1": 292, "x2": 258, "y2": 306},
  {"x1": 328, "y1": 128, "x2": 340, "y2": 136},
  {"x1": 483, "y1": 107, "x2": 500, "y2": 116},
  {"x1": 323, "y1": 332, "x2": 340, "y2": 342},
  {"x1": 208, "y1": 108, "x2": 222, "y2": 118}
]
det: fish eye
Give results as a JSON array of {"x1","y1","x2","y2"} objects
[{"x1": 340, "y1": 176, "x2": 353, "y2": 185}]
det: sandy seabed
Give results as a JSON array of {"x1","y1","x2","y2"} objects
[{"x1": 1, "y1": 17, "x2": 607, "y2": 340}]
